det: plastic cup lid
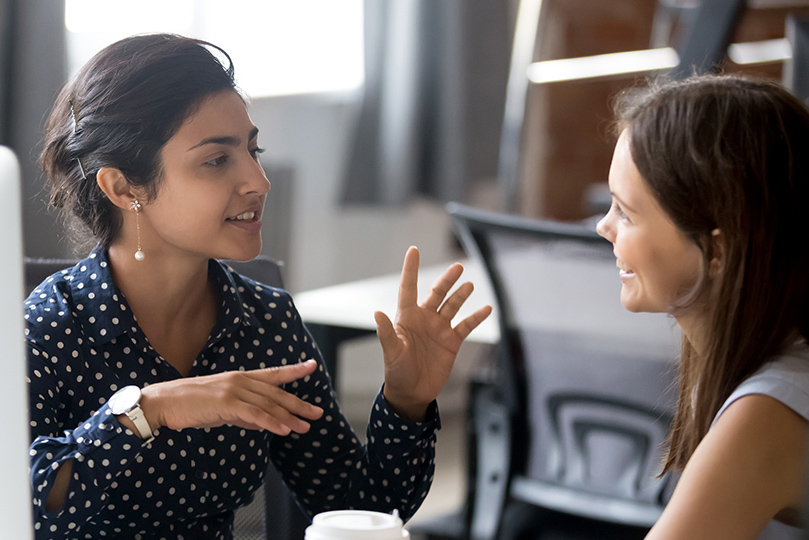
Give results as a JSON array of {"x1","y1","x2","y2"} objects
[{"x1": 305, "y1": 510, "x2": 409, "y2": 539}]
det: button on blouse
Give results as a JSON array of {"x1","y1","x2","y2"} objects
[{"x1": 25, "y1": 249, "x2": 439, "y2": 539}]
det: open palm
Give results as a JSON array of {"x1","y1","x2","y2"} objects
[{"x1": 375, "y1": 246, "x2": 492, "y2": 421}]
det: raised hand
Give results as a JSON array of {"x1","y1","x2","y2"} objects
[
  {"x1": 374, "y1": 246, "x2": 492, "y2": 421},
  {"x1": 139, "y1": 359, "x2": 324, "y2": 437}
]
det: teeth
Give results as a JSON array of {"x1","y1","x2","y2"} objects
[
  {"x1": 232, "y1": 211, "x2": 255, "y2": 221},
  {"x1": 616, "y1": 259, "x2": 631, "y2": 272}
]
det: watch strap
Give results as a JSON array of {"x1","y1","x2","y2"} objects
[{"x1": 125, "y1": 406, "x2": 155, "y2": 444}]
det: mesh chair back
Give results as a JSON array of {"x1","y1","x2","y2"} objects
[{"x1": 449, "y1": 203, "x2": 680, "y2": 533}]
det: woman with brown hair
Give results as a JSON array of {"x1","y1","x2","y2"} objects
[{"x1": 597, "y1": 74, "x2": 809, "y2": 539}]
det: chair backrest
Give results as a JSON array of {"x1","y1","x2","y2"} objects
[
  {"x1": 448, "y1": 203, "x2": 680, "y2": 526},
  {"x1": 223, "y1": 256, "x2": 285, "y2": 292},
  {"x1": 24, "y1": 257, "x2": 78, "y2": 295}
]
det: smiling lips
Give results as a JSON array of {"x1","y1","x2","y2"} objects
[
  {"x1": 226, "y1": 210, "x2": 262, "y2": 233},
  {"x1": 228, "y1": 211, "x2": 256, "y2": 222},
  {"x1": 616, "y1": 258, "x2": 635, "y2": 280}
]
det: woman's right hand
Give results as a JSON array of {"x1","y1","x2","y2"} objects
[{"x1": 138, "y1": 359, "x2": 324, "y2": 436}]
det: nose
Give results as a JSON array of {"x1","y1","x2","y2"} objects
[
  {"x1": 596, "y1": 213, "x2": 613, "y2": 242},
  {"x1": 243, "y1": 158, "x2": 271, "y2": 195}
]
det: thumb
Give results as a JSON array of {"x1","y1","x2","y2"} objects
[{"x1": 374, "y1": 311, "x2": 400, "y2": 353}]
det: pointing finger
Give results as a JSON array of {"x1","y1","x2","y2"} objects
[{"x1": 250, "y1": 359, "x2": 318, "y2": 386}]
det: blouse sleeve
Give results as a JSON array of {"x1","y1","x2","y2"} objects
[
  {"x1": 26, "y1": 312, "x2": 148, "y2": 538},
  {"x1": 268, "y1": 293, "x2": 439, "y2": 522}
]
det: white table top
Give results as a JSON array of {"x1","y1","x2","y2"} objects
[{"x1": 294, "y1": 259, "x2": 500, "y2": 344}]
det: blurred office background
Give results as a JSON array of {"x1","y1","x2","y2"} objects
[{"x1": 1, "y1": 0, "x2": 806, "y2": 528}]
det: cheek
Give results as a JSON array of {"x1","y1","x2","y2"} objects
[{"x1": 647, "y1": 244, "x2": 703, "y2": 298}]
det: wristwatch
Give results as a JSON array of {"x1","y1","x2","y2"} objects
[{"x1": 108, "y1": 385, "x2": 155, "y2": 443}]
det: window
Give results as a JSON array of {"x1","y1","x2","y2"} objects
[{"x1": 65, "y1": 0, "x2": 364, "y2": 97}]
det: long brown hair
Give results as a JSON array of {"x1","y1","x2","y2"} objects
[{"x1": 616, "y1": 75, "x2": 809, "y2": 472}]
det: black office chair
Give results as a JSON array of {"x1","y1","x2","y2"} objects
[
  {"x1": 443, "y1": 203, "x2": 680, "y2": 540},
  {"x1": 24, "y1": 257, "x2": 79, "y2": 295},
  {"x1": 24, "y1": 255, "x2": 308, "y2": 540}
]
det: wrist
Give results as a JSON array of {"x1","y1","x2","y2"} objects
[
  {"x1": 382, "y1": 387, "x2": 431, "y2": 422},
  {"x1": 138, "y1": 384, "x2": 163, "y2": 432},
  {"x1": 109, "y1": 385, "x2": 155, "y2": 442}
]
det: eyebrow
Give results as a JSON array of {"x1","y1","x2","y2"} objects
[{"x1": 187, "y1": 126, "x2": 260, "y2": 151}]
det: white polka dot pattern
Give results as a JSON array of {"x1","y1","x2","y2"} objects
[{"x1": 25, "y1": 250, "x2": 439, "y2": 539}]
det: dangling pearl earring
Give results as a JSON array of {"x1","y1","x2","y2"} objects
[{"x1": 130, "y1": 200, "x2": 145, "y2": 261}]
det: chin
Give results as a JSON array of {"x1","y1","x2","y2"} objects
[
  {"x1": 217, "y1": 242, "x2": 263, "y2": 262},
  {"x1": 620, "y1": 300, "x2": 643, "y2": 313},
  {"x1": 619, "y1": 292, "x2": 647, "y2": 314}
]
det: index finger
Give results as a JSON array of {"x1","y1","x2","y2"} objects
[
  {"x1": 397, "y1": 246, "x2": 420, "y2": 309},
  {"x1": 247, "y1": 359, "x2": 319, "y2": 386}
]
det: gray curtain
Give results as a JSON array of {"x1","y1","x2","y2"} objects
[
  {"x1": 0, "y1": 0, "x2": 67, "y2": 257},
  {"x1": 341, "y1": 0, "x2": 511, "y2": 206}
]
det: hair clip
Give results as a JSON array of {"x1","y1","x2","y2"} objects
[
  {"x1": 69, "y1": 100, "x2": 87, "y2": 180},
  {"x1": 69, "y1": 100, "x2": 79, "y2": 134}
]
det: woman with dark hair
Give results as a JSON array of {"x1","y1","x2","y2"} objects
[
  {"x1": 28, "y1": 33, "x2": 491, "y2": 539},
  {"x1": 597, "y1": 74, "x2": 809, "y2": 539}
]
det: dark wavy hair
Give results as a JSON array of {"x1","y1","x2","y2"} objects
[
  {"x1": 615, "y1": 74, "x2": 809, "y2": 472},
  {"x1": 40, "y1": 33, "x2": 238, "y2": 252}
]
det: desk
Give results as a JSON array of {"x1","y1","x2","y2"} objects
[{"x1": 294, "y1": 260, "x2": 499, "y2": 377}]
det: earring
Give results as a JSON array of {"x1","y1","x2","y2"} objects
[{"x1": 130, "y1": 200, "x2": 145, "y2": 261}]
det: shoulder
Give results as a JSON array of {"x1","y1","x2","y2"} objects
[
  {"x1": 24, "y1": 251, "x2": 112, "y2": 344},
  {"x1": 648, "y1": 394, "x2": 807, "y2": 540},
  {"x1": 713, "y1": 346, "x2": 809, "y2": 426},
  {"x1": 24, "y1": 263, "x2": 80, "y2": 339}
]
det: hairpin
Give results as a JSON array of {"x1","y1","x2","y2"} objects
[{"x1": 69, "y1": 100, "x2": 87, "y2": 180}]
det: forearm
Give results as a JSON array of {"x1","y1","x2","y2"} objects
[
  {"x1": 272, "y1": 389, "x2": 438, "y2": 521},
  {"x1": 30, "y1": 405, "x2": 145, "y2": 537},
  {"x1": 44, "y1": 459, "x2": 73, "y2": 512}
]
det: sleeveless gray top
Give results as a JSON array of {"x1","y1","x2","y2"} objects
[{"x1": 711, "y1": 344, "x2": 809, "y2": 540}]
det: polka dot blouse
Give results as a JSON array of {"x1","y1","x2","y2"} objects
[{"x1": 25, "y1": 249, "x2": 439, "y2": 539}]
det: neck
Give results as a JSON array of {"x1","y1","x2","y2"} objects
[
  {"x1": 106, "y1": 243, "x2": 219, "y2": 376},
  {"x1": 106, "y1": 243, "x2": 218, "y2": 329},
  {"x1": 675, "y1": 308, "x2": 711, "y2": 358}
]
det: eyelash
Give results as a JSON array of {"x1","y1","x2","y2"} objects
[
  {"x1": 612, "y1": 201, "x2": 629, "y2": 221},
  {"x1": 204, "y1": 147, "x2": 265, "y2": 167}
]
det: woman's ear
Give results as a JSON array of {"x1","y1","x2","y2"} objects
[
  {"x1": 708, "y1": 228, "x2": 724, "y2": 278},
  {"x1": 96, "y1": 167, "x2": 139, "y2": 210}
]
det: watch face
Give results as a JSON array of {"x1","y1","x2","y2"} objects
[{"x1": 108, "y1": 385, "x2": 141, "y2": 415}]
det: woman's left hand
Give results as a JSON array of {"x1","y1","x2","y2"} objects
[{"x1": 374, "y1": 246, "x2": 492, "y2": 421}]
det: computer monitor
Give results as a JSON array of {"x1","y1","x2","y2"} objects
[{"x1": 0, "y1": 146, "x2": 34, "y2": 539}]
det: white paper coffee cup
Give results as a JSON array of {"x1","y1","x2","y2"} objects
[{"x1": 305, "y1": 509, "x2": 410, "y2": 539}]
